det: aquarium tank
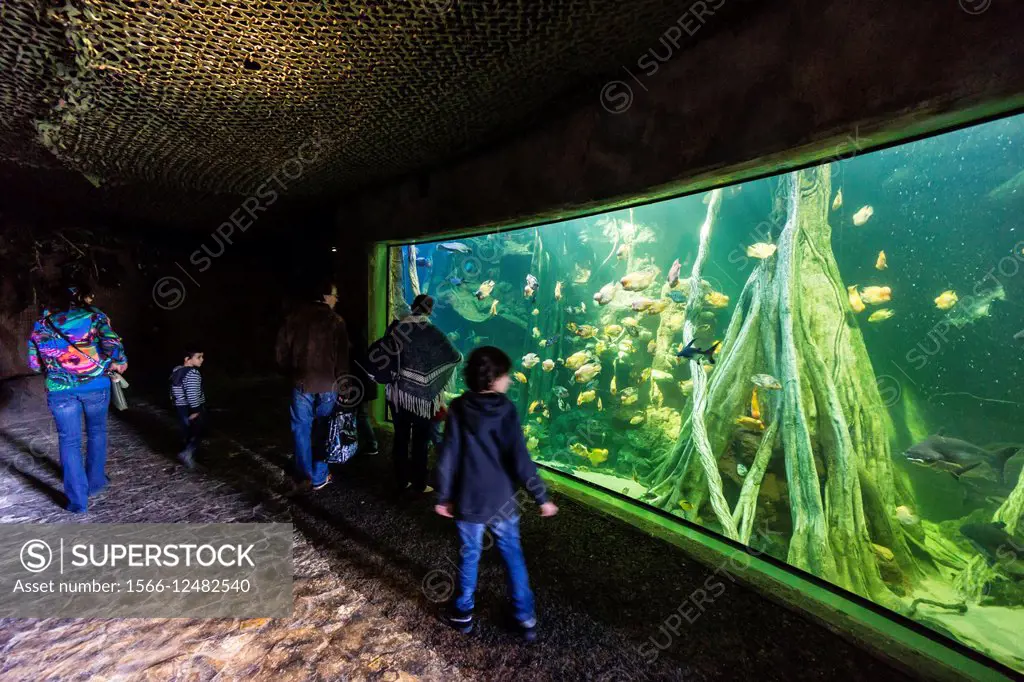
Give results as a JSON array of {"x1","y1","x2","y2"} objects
[{"x1": 385, "y1": 113, "x2": 1024, "y2": 673}]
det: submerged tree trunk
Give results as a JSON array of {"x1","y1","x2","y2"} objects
[
  {"x1": 955, "y1": 464, "x2": 1024, "y2": 600},
  {"x1": 645, "y1": 168, "x2": 914, "y2": 606}
]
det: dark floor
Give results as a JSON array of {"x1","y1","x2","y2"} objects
[{"x1": 0, "y1": 376, "x2": 913, "y2": 681}]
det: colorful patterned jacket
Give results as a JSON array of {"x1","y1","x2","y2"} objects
[{"x1": 27, "y1": 306, "x2": 127, "y2": 393}]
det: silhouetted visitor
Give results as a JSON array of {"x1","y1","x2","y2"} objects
[
  {"x1": 434, "y1": 345, "x2": 558, "y2": 641},
  {"x1": 384, "y1": 294, "x2": 460, "y2": 495},
  {"x1": 27, "y1": 285, "x2": 127, "y2": 513},
  {"x1": 169, "y1": 348, "x2": 206, "y2": 469},
  {"x1": 276, "y1": 279, "x2": 349, "y2": 492}
]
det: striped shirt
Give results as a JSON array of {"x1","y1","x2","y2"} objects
[{"x1": 170, "y1": 366, "x2": 205, "y2": 410}]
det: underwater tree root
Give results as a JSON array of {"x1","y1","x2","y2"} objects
[
  {"x1": 907, "y1": 598, "x2": 968, "y2": 617},
  {"x1": 955, "y1": 459, "x2": 1024, "y2": 600},
  {"x1": 646, "y1": 169, "x2": 917, "y2": 607}
]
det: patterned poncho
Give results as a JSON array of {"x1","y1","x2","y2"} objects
[
  {"x1": 385, "y1": 315, "x2": 461, "y2": 418},
  {"x1": 28, "y1": 306, "x2": 127, "y2": 392}
]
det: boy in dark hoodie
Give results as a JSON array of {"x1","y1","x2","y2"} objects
[
  {"x1": 434, "y1": 346, "x2": 558, "y2": 640},
  {"x1": 169, "y1": 349, "x2": 206, "y2": 469}
]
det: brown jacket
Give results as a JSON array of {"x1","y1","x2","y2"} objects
[{"x1": 275, "y1": 301, "x2": 349, "y2": 393}]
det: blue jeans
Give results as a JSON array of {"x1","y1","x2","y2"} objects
[
  {"x1": 290, "y1": 389, "x2": 335, "y2": 486},
  {"x1": 47, "y1": 388, "x2": 110, "y2": 513},
  {"x1": 455, "y1": 516, "x2": 536, "y2": 625}
]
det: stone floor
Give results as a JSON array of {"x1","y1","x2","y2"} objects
[{"x1": 0, "y1": 377, "x2": 913, "y2": 681}]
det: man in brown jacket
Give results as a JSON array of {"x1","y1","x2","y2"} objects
[{"x1": 276, "y1": 280, "x2": 349, "y2": 491}]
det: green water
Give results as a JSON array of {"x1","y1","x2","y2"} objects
[{"x1": 389, "y1": 113, "x2": 1024, "y2": 673}]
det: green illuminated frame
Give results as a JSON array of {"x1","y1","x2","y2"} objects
[{"x1": 366, "y1": 96, "x2": 1024, "y2": 680}]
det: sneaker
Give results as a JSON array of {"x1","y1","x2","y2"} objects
[
  {"x1": 444, "y1": 605, "x2": 474, "y2": 634},
  {"x1": 312, "y1": 474, "x2": 333, "y2": 491},
  {"x1": 517, "y1": 618, "x2": 538, "y2": 643},
  {"x1": 178, "y1": 450, "x2": 196, "y2": 470},
  {"x1": 362, "y1": 446, "x2": 379, "y2": 456}
]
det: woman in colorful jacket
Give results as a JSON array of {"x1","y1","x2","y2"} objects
[{"x1": 27, "y1": 286, "x2": 127, "y2": 513}]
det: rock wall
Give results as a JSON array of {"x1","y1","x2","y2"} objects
[{"x1": 341, "y1": 0, "x2": 1024, "y2": 242}]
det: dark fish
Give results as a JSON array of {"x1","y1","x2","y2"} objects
[
  {"x1": 667, "y1": 290, "x2": 686, "y2": 304},
  {"x1": 960, "y1": 522, "x2": 1024, "y2": 579},
  {"x1": 447, "y1": 275, "x2": 463, "y2": 286},
  {"x1": 676, "y1": 339, "x2": 720, "y2": 365},
  {"x1": 903, "y1": 435, "x2": 1018, "y2": 480},
  {"x1": 415, "y1": 257, "x2": 432, "y2": 268}
]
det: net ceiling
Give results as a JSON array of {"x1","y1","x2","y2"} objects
[{"x1": 0, "y1": 0, "x2": 740, "y2": 205}]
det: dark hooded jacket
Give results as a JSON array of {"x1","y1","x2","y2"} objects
[
  {"x1": 275, "y1": 301, "x2": 349, "y2": 394},
  {"x1": 435, "y1": 392, "x2": 548, "y2": 523}
]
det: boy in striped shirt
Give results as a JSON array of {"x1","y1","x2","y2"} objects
[{"x1": 170, "y1": 349, "x2": 206, "y2": 468}]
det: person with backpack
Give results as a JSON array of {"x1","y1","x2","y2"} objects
[
  {"x1": 27, "y1": 285, "x2": 127, "y2": 513},
  {"x1": 275, "y1": 279, "x2": 349, "y2": 492},
  {"x1": 169, "y1": 348, "x2": 206, "y2": 469}
]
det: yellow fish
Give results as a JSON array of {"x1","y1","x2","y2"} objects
[
  {"x1": 622, "y1": 316, "x2": 640, "y2": 328},
  {"x1": 569, "y1": 442, "x2": 588, "y2": 457},
  {"x1": 597, "y1": 397, "x2": 604, "y2": 412},
  {"x1": 852, "y1": 205, "x2": 874, "y2": 226},
  {"x1": 577, "y1": 389, "x2": 596, "y2": 406},
  {"x1": 746, "y1": 243, "x2": 777, "y2": 259},
  {"x1": 629, "y1": 414, "x2": 644, "y2": 425},
  {"x1": 573, "y1": 265, "x2": 592, "y2": 284},
  {"x1": 532, "y1": 327, "x2": 541, "y2": 338},
  {"x1": 620, "y1": 270, "x2": 656, "y2": 291},
  {"x1": 554, "y1": 281, "x2": 563, "y2": 300},
  {"x1": 618, "y1": 339, "x2": 635, "y2": 354},
  {"x1": 647, "y1": 340, "x2": 657, "y2": 353},
  {"x1": 489, "y1": 299, "x2": 499, "y2": 316},
  {"x1": 566, "y1": 322, "x2": 578, "y2": 333},
  {"x1": 646, "y1": 300, "x2": 669, "y2": 314},
  {"x1": 860, "y1": 286, "x2": 891, "y2": 305},
  {"x1": 735, "y1": 416, "x2": 765, "y2": 431},
  {"x1": 620, "y1": 388, "x2": 639, "y2": 405},
  {"x1": 875, "y1": 250, "x2": 887, "y2": 270},
  {"x1": 604, "y1": 324, "x2": 624, "y2": 337},
  {"x1": 532, "y1": 308, "x2": 540, "y2": 316},
  {"x1": 474, "y1": 280, "x2": 495, "y2": 300},
  {"x1": 640, "y1": 367, "x2": 651, "y2": 382},
  {"x1": 574, "y1": 362, "x2": 602, "y2": 383},
  {"x1": 678, "y1": 500, "x2": 695, "y2": 512},
  {"x1": 593, "y1": 282, "x2": 616, "y2": 306},
  {"x1": 832, "y1": 189, "x2": 843, "y2": 211},
  {"x1": 934, "y1": 290, "x2": 958, "y2": 310},
  {"x1": 610, "y1": 375, "x2": 618, "y2": 395},
  {"x1": 594, "y1": 340, "x2": 608, "y2": 355},
  {"x1": 526, "y1": 436, "x2": 539, "y2": 450},
  {"x1": 577, "y1": 325, "x2": 598, "y2": 339},
  {"x1": 847, "y1": 285, "x2": 865, "y2": 313},
  {"x1": 528, "y1": 400, "x2": 542, "y2": 414},
  {"x1": 868, "y1": 308, "x2": 894, "y2": 323},
  {"x1": 565, "y1": 351, "x2": 591, "y2": 369},
  {"x1": 704, "y1": 291, "x2": 730, "y2": 308},
  {"x1": 513, "y1": 372, "x2": 528, "y2": 384},
  {"x1": 586, "y1": 448, "x2": 609, "y2": 467},
  {"x1": 521, "y1": 353, "x2": 540, "y2": 369},
  {"x1": 751, "y1": 387, "x2": 761, "y2": 420},
  {"x1": 541, "y1": 359, "x2": 555, "y2": 372}
]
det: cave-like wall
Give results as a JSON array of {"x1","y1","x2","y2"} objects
[{"x1": 342, "y1": 0, "x2": 1024, "y2": 242}]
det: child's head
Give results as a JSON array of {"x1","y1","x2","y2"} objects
[
  {"x1": 183, "y1": 349, "x2": 205, "y2": 367},
  {"x1": 465, "y1": 346, "x2": 511, "y2": 394},
  {"x1": 411, "y1": 294, "x2": 434, "y2": 317}
]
